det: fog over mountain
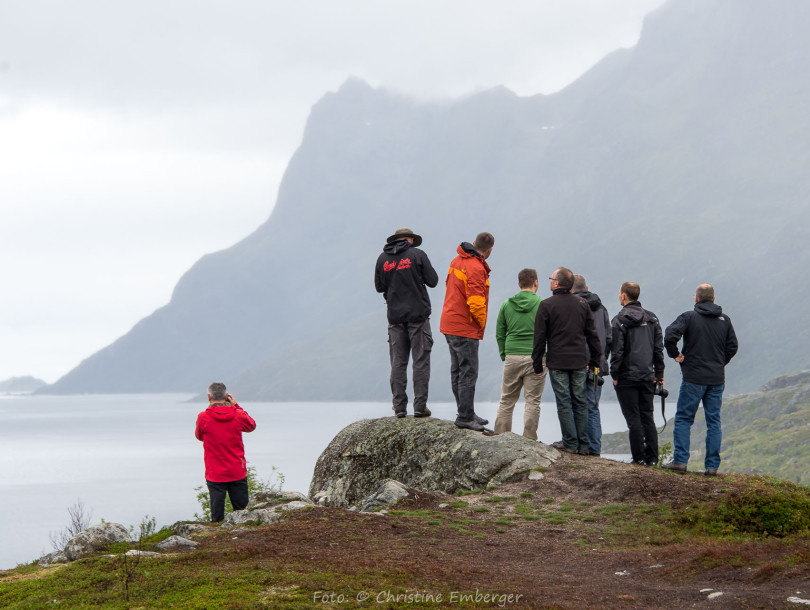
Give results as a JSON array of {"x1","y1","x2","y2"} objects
[{"x1": 44, "y1": 0, "x2": 810, "y2": 399}]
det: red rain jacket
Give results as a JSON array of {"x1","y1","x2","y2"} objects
[{"x1": 195, "y1": 404, "x2": 256, "y2": 482}]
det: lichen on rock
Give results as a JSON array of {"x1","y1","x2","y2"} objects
[{"x1": 309, "y1": 417, "x2": 559, "y2": 507}]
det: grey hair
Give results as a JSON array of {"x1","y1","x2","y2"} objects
[{"x1": 208, "y1": 382, "x2": 227, "y2": 401}]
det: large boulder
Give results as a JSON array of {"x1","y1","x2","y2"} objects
[
  {"x1": 63, "y1": 523, "x2": 131, "y2": 561},
  {"x1": 309, "y1": 417, "x2": 559, "y2": 507}
]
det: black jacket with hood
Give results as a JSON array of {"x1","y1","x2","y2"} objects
[
  {"x1": 574, "y1": 290, "x2": 612, "y2": 375},
  {"x1": 374, "y1": 239, "x2": 439, "y2": 324},
  {"x1": 664, "y1": 301, "x2": 738, "y2": 386},
  {"x1": 610, "y1": 301, "x2": 664, "y2": 384}
]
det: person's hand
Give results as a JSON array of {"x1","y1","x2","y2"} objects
[
  {"x1": 225, "y1": 393, "x2": 236, "y2": 405},
  {"x1": 613, "y1": 379, "x2": 618, "y2": 386},
  {"x1": 675, "y1": 353, "x2": 685, "y2": 363},
  {"x1": 654, "y1": 377, "x2": 664, "y2": 385}
]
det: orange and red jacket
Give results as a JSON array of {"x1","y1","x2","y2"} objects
[{"x1": 439, "y1": 243, "x2": 491, "y2": 340}]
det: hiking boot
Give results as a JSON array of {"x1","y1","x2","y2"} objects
[
  {"x1": 577, "y1": 448, "x2": 590, "y2": 456},
  {"x1": 551, "y1": 441, "x2": 578, "y2": 454},
  {"x1": 474, "y1": 414, "x2": 489, "y2": 426},
  {"x1": 704, "y1": 469, "x2": 718, "y2": 477},
  {"x1": 455, "y1": 419, "x2": 485, "y2": 432},
  {"x1": 662, "y1": 462, "x2": 687, "y2": 474},
  {"x1": 394, "y1": 411, "x2": 406, "y2": 419},
  {"x1": 413, "y1": 408, "x2": 432, "y2": 418}
]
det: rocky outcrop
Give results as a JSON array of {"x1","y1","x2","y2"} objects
[
  {"x1": 358, "y1": 479, "x2": 410, "y2": 512},
  {"x1": 63, "y1": 523, "x2": 131, "y2": 561},
  {"x1": 309, "y1": 418, "x2": 559, "y2": 507},
  {"x1": 223, "y1": 490, "x2": 315, "y2": 526}
]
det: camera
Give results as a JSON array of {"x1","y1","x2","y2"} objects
[
  {"x1": 586, "y1": 370, "x2": 605, "y2": 386},
  {"x1": 653, "y1": 382, "x2": 669, "y2": 398}
]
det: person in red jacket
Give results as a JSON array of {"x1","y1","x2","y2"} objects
[
  {"x1": 195, "y1": 382, "x2": 256, "y2": 522},
  {"x1": 439, "y1": 232, "x2": 494, "y2": 431}
]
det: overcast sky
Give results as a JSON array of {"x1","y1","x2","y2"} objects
[{"x1": 0, "y1": 0, "x2": 665, "y2": 384}]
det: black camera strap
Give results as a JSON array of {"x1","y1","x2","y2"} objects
[{"x1": 657, "y1": 394, "x2": 667, "y2": 434}]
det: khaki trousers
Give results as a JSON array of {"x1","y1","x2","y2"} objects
[{"x1": 494, "y1": 354, "x2": 547, "y2": 439}]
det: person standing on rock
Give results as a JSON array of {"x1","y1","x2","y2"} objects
[
  {"x1": 493, "y1": 268, "x2": 546, "y2": 440},
  {"x1": 662, "y1": 284, "x2": 738, "y2": 476},
  {"x1": 609, "y1": 282, "x2": 664, "y2": 467},
  {"x1": 532, "y1": 267, "x2": 601, "y2": 455},
  {"x1": 374, "y1": 228, "x2": 439, "y2": 418},
  {"x1": 573, "y1": 274, "x2": 612, "y2": 457},
  {"x1": 440, "y1": 232, "x2": 495, "y2": 431},
  {"x1": 195, "y1": 382, "x2": 256, "y2": 522}
]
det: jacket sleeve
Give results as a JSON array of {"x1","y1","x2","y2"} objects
[
  {"x1": 610, "y1": 318, "x2": 625, "y2": 379},
  {"x1": 495, "y1": 303, "x2": 508, "y2": 361},
  {"x1": 664, "y1": 312, "x2": 689, "y2": 358},
  {"x1": 532, "y1": 305, "x2": 547, "y2": 373},
  {"x1": 602, "y1": 308, "x2": 612, "y2": 374},
  {"x1": 466, "y1": 262, "x2": 489, "y2": 329},
  {"x1": 235, "y1": 405, "x2": 256, "y2": 433},
  {"x1": 584, "y1": 308, "x2": 602, "y2": 370},
  {"x1": 195, "y1": 413, "x2": 204, "y2": 441},
  {"x1": 653, "y1": 318, "x2": 665, "y2": 378},
  {"x1": 374, "y1": 255, "x2": 386, "y2": 296},
  {"x1": 725, "y1": 318, "x2": 739, "y2": 364},
  {"x1": 420, "y1": 252, "x2": 439, "y2": 288}
]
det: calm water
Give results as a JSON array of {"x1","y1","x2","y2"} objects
[{"x1": 0, "y1": 394, "x2": 636, "y2": 569}]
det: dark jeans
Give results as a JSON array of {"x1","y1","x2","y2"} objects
[
  {"x1": 585, "y1": 377, "x2": 603, "y2": 455},
  {"x1": 206, "y1": 478, "x2": 249, "y2": 522},
  {"x1": 444, "y1": 334, "x2": 479, "y2": 422},
  {"x1": 614, "y1": 381, "x2": 658, "y2": 465},
  {"x1": 548, "y1": 368, "x2": 589, "y2": 451},
  {"x1": 388, "y1": 319, "x2": 434, "y2": 413},
  {"x1": 673, "y1": 380, "x2": 725, "y2": 470}
]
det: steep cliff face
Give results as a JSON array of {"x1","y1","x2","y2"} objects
[{"x1": 45, "y1": 0, "x2": 810, "y2": 397}]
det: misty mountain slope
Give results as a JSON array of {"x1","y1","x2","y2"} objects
[{"x1": 45, "y1": 0, "x2": 810, "y2": 398}]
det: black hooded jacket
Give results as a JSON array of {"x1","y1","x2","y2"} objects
[
  {"x1": 610, "y1": 301, "x2": 664, "y2": 384},
  {"x1": 374, "y1": 239, "x2": 439, "y2": 324},
  {"x1": 574, "y1": 290, "x2": 611, "y2": 375},
  {"x1": 664, "y1": 301, "x2": 738, "y2": 385}
]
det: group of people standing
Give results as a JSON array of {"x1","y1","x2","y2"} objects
[{"x1": 375, "y1": 227, "x2": 738, "y2": 475}]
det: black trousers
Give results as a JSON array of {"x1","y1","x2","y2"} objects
[
  {"x1": 615, "y1": 381, "x2": 658, "y2": 465},
  {"x1": 206, "y1": 478, "x2": 249, "y2": 522}
]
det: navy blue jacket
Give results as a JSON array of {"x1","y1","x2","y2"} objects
[{"x1": 664, "y1": 301, "x2": 738, "y2": 385}]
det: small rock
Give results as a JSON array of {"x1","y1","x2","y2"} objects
[
  {"x1": 700, "y1": 589, "x2": 714, "y2": 593},
  {"x1": 64, "y1": 523, "x2": 132, "y2": 561},
  {"x1": 155, "y1": 536, "x2": 199, "y2": 551},
  {"x1": 279, "y1": 501, "x2": 312, "y2": 511},
  {"x1": 528, "y1": 471, "x2": 545, "y2": 480},
  {"x1": 787, "y1": 597, "x2": 810, "y2": 606},
  {"x1": 172, "y1": 523, "x2": 207, "y2": 538},
  {"x1": 124, "y1": 550, "x2": 160, "y2": 557},
  {"x1": 439, "y1": 503, "x2": 449, "y2": 509},
  {"x1": 649, "y1": 564, "x2": 664, "y2": 569},
  {"x1": 224, "y1": 508, "x2": 282, "y2": 526},
  {"x1": 707, "y1": 592, "x2": 724, "y2": 600},
  {"x1": 359, "y1": 479, "x2": 410, "y2": 512},
  {"x1": 614, "y1": 571, "x2": 630, "y2": 576}
]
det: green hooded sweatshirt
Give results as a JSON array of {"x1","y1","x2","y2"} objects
[{"x1": 495, "y1": 290, "x2": 542, "y2": 360}]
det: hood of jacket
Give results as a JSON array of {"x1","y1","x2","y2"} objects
[
  {"x1": 383, "y1": 239, "x2": 412, "y2": 255},
  {"x1": 507, "y1": 290, "x2": 540, "y2": 313},
  {"x1": 574, "y1": 290, "x2": 602, "y2": 312},
  {"x1": 456, "y1": 242, "x2": 491, "y2": 272},
  {"x1": 205, "y1": 405, "x2": 238, "y2": 422},
  {"x1": 695, "y1": 301, "x2": 723, "y2": 317},
  {"x1": 617, "y1": 301, "x2": 648, "y2": 327}
]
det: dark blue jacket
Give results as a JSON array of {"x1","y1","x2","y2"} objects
[{"x1": 664, "y1": 301, "x2": 738, "y2": 385}]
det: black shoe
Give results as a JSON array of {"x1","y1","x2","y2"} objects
[
  {"x1": 662, "y1": 462, "x2": 687, "y2": 474},
  {"x1": 414, "y1": 408, "x2": 432, "y2": 418},
  {"x1": 645, "y1": 460, "x2": 658, "y2": 467},
  {"x1": 577, "y1": 449, "x2": 590, "y2": 456},
  {"x1": 394, "y1": 411, "x2": 406, "y2": 419},
  {"x1": 704, "y1": 469, "x2": 718, "y2": 477},
  {"x1": 455, "y1": 419, "x2": 485, "y2": 432},
  {"x1": 552, "y1": 441, "x2": 578, "y2": 454},
  {"x1": 474, "y1": 414, "x2": 489, "y2": 426}
]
